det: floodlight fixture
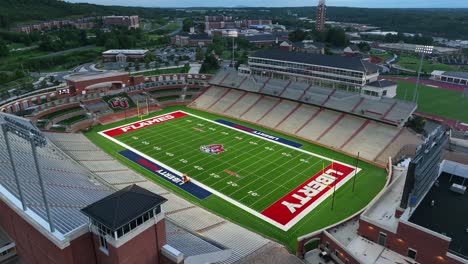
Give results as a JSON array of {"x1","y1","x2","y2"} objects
[{"x1": 413, "y1": 45, "x2": 434, "y2": 102}]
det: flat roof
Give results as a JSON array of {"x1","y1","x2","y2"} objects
[
  {"x1": 64, "y1": 71, "x2": 127, "y2": 82},
  {"x1": 433, "y1": 71, "x2": 468, "y2": 80},
  {"x1": 250, "y1": 49, "x2": 380, "y2": 73},
  {"x1": 102, "y1": 49, "x2": 148, "y2": 55},
  {"x1": 409, "y1": 172, "x2": 468, "y2": 257},
  {"x1": 366, "y1": 80, "x2": 397, "y2": 88}
]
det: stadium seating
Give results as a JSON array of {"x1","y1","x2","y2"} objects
[
  {"x1": 224, "y1": 93, "x2": 262, "y2": 117},
  {"x1": 258, "y1": 100, "x2": 299, "y2": 128},
  {"x1": 47, "y1": 132, "x2": 273, "y2": 264},
  {"x1": 191, "y1": 86, "x2": 227, "y2": 109},
  {"x1": 210, "y1": 89, "x2": 245, "y2": 113},
  {"x1": 296, "y1": 110, "x2": 342, "y2": 140},
  {"x1": 0, "y1": 119, "x2": 111, "y2": 235},
  {"x1": 241, "y1": 97, "x2": 279, "y2": 123},
  {"x1": 210, "y1": 70, "x2": 416, "y2": 127},
  {"x1": 276, "y1": 104, "x2": 320, "y2": 132},
  {"x1": 191, "y1": 87, "x2": 419, "y2": 164},
  {"x1": 342, "y1": 121, "x2": 400, "y2": 160}
]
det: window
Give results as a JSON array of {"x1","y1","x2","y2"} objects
[
  {"x1": 99, "y1": 234, "x2": 108, "y2": 253},
  {"x1": 378, "y1": 232, "x2": 387, "y2": 246},
  {"x1": 325, "y1": 242, "x2": 329, "y2": 249},
  {"x1": 407, "y1": 248, "x2": 417, "y2": 260},
  {"x1": 334, "y1": 249, "x2": 340, "y2": 256}
]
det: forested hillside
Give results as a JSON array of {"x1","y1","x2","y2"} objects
[{"x1": 0, "y1": 0, "x2": 181, "y2": 28}]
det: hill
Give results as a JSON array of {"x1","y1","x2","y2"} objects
[{"x1": 0, "y1": 0, "x2": 181, "y2": 28}]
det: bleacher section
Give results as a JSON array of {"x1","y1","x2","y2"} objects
[
  {"x1": 209, "y1": 69, "x2": 416, "y2": 127},
  {"x1": 47, "y1": 132, "x2": 275, "y2": 264},
  {"x1": 191, "y1": 87, "x2": 421, "y2": 164},
  {"x1": 241, "y1": 97, "x2": 278, "y2": 123},
  {"x1": 258, "y1": 100, "x2": 299, "y2": 128},
  {"x1": 0, "y1": 116, "x2": 112, "y2": 235}
]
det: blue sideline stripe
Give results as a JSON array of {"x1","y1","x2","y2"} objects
[
  {"x1": 215, "y1": 119, "x2": 303, "y2": 148},
  {"x1": 120, "y1": 149, "x2": 212, "y2": 200}
]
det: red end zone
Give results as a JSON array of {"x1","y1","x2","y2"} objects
[
  {"x1": 261, "y1": 162, "x2": 355, "y2": 226},
  {"x1": 103, "y1": 111, "x2": 187, "y2": 137}
]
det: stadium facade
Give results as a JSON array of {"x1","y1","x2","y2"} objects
[{"x1": 248, "y1": 49, "x2": 381, "y2": 92}]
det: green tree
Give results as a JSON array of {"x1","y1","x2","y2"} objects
[
  {"x1": 288, "y1": 29, "x2": 308, "y2": 42},
  {"x1": 195, "y1": 48, "x2": 205, "y2": 61},
  {"x1": 0, "y1": 38, "x2": 9, "y2": 57},
  {"x1": 358, "y1": 42, "x2": 371, "y2": 53},
  {"x1": 182, "y1": 18, "x2": 194, "y2": 32},
  {"x1": 105, "y1": 37, "x2": 119, "y2": 49}
]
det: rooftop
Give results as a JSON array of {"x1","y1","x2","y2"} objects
[
  {"x1": 81, "y1": 184, "x2": 167, "y2": 230},
  {"x1": 102, "y1": 49, "x2": 149, "y2": 55},
  {"x1": 432, "y1": 70, "x2": 468, "y2": 80},
  {"x1": 366, "y1": 80, "x2": 398, "y2": 88},
  {"x1": 64, "y1": 71, "x2": 128, "y2": 82},
  {"x1": 250, "y1": 49, "x2": 380, "y2": 73},
  {"x1": 409, "y1": 172, "x2": 468, "y2": 258}
]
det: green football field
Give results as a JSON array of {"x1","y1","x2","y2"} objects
[
  {"x1": 86, "y1": 106, "x2": 387, "y2": 251},
  {"x1": 112, "y1": 112, "x2": 336, "y2": 212}
]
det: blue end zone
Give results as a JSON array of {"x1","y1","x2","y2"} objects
[
  {"x1": 216, "y1": 119, "x2": 303, "y2": 148},
  {"x1": 120, "y1": 149, "x2": 212, "y2": 200}
]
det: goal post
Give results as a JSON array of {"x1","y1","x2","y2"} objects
[{"x1": 136, "y1": 97, "x2": 150, "y2": 120}]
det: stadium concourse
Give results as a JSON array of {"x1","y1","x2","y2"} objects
[{"x1": 191, "y1": 68, "x2": 421, "y2": 165}]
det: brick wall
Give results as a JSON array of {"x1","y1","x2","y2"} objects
[{"x1": 358, "y1": 219, "x2": 463, "y2": 264}]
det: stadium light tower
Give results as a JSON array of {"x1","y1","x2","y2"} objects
[
  {"x1": 2, "y1": 116, "x2": 54, "y2": 232},
  {"x1": 413, "y1": 45, "x2": 434, "y2": 103},
  {"x1": 228, "y1": 30, "x2": 238, "y2": 66}
]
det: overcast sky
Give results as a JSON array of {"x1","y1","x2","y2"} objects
[{"x1": 66, "y1": 0, "x2": 468, "y2": 8}]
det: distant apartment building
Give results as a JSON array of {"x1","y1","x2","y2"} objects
[
  {"x1": 14, "y1": 17, "x2": 96, "y2": 34},
  {"x1": 204, "y1": 15, "x2": 272, "y2": 33},
  {"x1": 101, "y1": 49, "x2": 149, "y2": 62},
  {"x1": 103, "y1": 15, "x2": 140, "y2": 29},
  {"x1": 316, "y1": 0, "x2": 327, "y2": 32},
  {"x1": 171, "y1": 34, "x2": 213, "y2": 47}
]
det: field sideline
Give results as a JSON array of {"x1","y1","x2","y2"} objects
[{"x1": 85, "y1": 106, "x2": 387, "y2": 251}]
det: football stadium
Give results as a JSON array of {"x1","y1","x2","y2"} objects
[{"x1": 2, "y1": 47, "x2": 467, "y2": 264}]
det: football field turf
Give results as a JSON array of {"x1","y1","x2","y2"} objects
[{"x1": 88, "y1": 106, "x2": 387, "y2": 249}]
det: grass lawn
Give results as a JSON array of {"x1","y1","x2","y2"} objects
[
  {"x1": 7, "y1": 42, "x2": 26, "y2": 50},
  {"x1": 396, "y1": 54, "x2": 467, "y2": 73},
  {"x1": 85, "y1": 106, "x2": 387, "y2": 252},
  {"x1": 395, "y1": 81, "x2": 468, "y2": 122}
]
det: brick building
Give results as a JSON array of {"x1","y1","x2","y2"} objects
[
  {"x1": 170, "y1": 34, "x2": 213, "y2": 47},
  {"x1": 63, "y1": 72, "x2": 131, "y2": 96},
  {"x1": 204, "y1": 15, "x2": 272, "y2": 33},
  {"x1": 103, "y1": 16, "x2": 140, "y2": 29}
]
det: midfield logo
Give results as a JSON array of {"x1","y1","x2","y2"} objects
[
  {"x1": 108, "y1": 97, "x2": 129, "y2": 109},
  {"x1": 200, "y1": 144, "x2": 225, "y2": 155}
]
